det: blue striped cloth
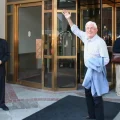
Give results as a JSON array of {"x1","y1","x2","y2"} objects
[{"x1": 82, "y1": 57, "x2": 109, "y2": 96}]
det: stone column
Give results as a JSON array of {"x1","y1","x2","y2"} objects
[
  {"x1": 116, "y1": 64, "x2": 120, "y2": 96},
  {"x1": 0, "y1": 0, "x2": 5, "y2": 39}
]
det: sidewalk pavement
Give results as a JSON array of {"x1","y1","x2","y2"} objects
[{"x1": 0, "y1": 83, "x2": 119, "y2": 120}]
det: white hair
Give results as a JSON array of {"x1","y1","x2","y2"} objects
[{"x1": 85, "y1": 21, "x2": 97, "y2": 29}]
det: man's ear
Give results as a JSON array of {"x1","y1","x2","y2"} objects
[{"x1": 96, "y1": 28, "x2": 98, "y2": 33}]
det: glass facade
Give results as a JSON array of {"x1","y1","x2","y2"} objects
[
  {"x1": 18, "y1": 6, "x2": 42, "y2": 84},
  {"x1": 7, "y1": 15, "x2": 14, "y2": 82},
  {"x1": 116, "y1": 7, "x2": 120, "y2": 37},
  {"x1": 102, "y1": 7, "x2": 113, "y2": 83},
  {"x1": 44, "y1": 13, "x2": 52, "y2": 55},
  {"x1": 6, "y1": 0, "x2": 120, "y2": 90},
  {"x1": 102, "y1": 7, "x2": 112, "y2": 46},
  {"x1": 43, "y1": 0, "x2": 53, "y2": 89},
  {"x1": 57, "y1": 59, "x2": 76, "y2": 88},
  {"x1": 44, "y1": 58, "x2": 52, "y2": 88},
  {"x1": 57, "y1": 0, "x2": 76, "y2": 10},
  {"x1": 7, "y1": 5, "x2": 13, "y2": 13},
  {"x1": 44, "y1": 0, "x2": 52, "y2": 10},
  {"x1": 57, "y1": 13, "x2": 76, "y2": 56}
]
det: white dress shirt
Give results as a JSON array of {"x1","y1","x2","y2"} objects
[{"x1": 71, "y1": 25, "x2": 109, "y2": 65}]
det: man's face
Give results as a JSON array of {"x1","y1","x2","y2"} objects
[{"x1": 86, "y1": 24, "x2": 98, "y2": 39}]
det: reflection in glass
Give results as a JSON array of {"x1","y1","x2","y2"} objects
[
  {"x1": 18, "y1": 6, "x2": 42, "y2": 83},
  {"x1": 79, "y1": 0, "x2": 99, "y2": 5},
  {"x1": 102, "y1": 7, "x2": 112, "y2": 46},
  {"x1": 116, "y1": 7, "x2": 120, "y2": 37},
  {"x1": 7, "y1": 5, "x2": 13, "y2": 13},
  {"x1": 44, "y1": 58, "x2": 52, "y2": 88},
  {"x1": 57, "y1": 0, "x2": 76, "y2": 10},
  {"x1": 103, "y1": 0, "x2": 114, "y2": 4},
  {"x1": 57, "y1": 59, "x2": 76, "y2": 88},
  {"x1": 83, "y1": 8, "x2": 100, "y2": 34},
  {"x1": 7, "y1": 16, "x2": 14, "y2": 82},
  {"x1": 44, "y1": 13, "x2": 52, "y2": 55},
  {"x1": 44, "y1": 0, "x2": 52, "y2": 10},
  {"x1": 102, "y1": 7, "x2": 112, "y2": 84},
  {"x1": 7, "y1": 16, "x2": 14, "y2": 53},
  {"x1": 106, "y1": 51, "x2": 112, "y2": 83},
  {"x1": 57, "y1": 13, "x2": 76, "y2": 56}
]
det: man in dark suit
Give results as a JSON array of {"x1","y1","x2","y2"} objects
[
  {"x1": 0, "y1": 38, "x2": 10, "y2": 111},
  {"x1": 113, "y1": 37, "x2": 120, "y2": 53}
]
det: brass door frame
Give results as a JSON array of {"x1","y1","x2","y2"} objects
[
  {"x1": 10, "y1": 0, "x2": 78, "y2": 91},
  {"x1": 42, "y1": 0, "x2": 78, "y2": 91},
  {"x1": 42, "y1": 0, "x2": 59, "y2": 91},
  {"x1": 14, "y1": 2, "x2": 43, "y2": 88},
  {"x1": 41, "y1": 0, "x2": 54, "y2": 91},
  {"x1": 7, "y1": 0, "x2": 117, "y2": 91},
  {"x1": 54, "y1": 0, "x2": 78, "y2": 91},
  {"x1": 56, "y1": 10, "x2": 77, "y2": 91},
  {"x1": 79, "y1": 3, "x2": 115, "y2": 88},
  {"x1": 7, "y1": 0, "x2": 43, "y2": 5}
]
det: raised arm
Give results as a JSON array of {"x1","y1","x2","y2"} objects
[
  {"x1": 62, "y1": 9, "x2": 86, "y2": 43},
  {"x1": 62, "y1": 9, "x2": 74, "y2": 27}
]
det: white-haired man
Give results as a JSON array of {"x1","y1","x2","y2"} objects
[{"x1": 62, "y1": 10, "x2": 109, "y2": 120}]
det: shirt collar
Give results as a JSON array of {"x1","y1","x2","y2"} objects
[{"x1": 87, "y1": 34, "x2": 97, "y2": 42}]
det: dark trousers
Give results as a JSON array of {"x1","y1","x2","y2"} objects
[
  {"x1": 85, "y1": 88, "x2": 104, "y2": 120},
  {"x1": 0, "y1": 76, "x2": 5, "y2": 106}
]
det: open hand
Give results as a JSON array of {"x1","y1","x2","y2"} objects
[{"x1": 62, "y1": 9, "x2": 71, "y2": 19}]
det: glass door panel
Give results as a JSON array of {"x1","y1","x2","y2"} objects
[
  {"x1": 116, "y1": 7, "x2": 120, "y2": 37},
  {"x1": 44, "y1": 58, "x2": 52, "y2": 88},
  {"x1": 102, "y1": 6, "x2": 113, "y2": 85},
  {"x1": 102, "y1": 7, "x2": 112, "y2": 46},
  {"x1": 57, "y1": 13, "x2": 76, "y2": 56},
  {"x1": 18, "y1": 5, "x2": 42, "y2": 84},
  {"x1": 82, "y1": 8, "x2": 101, "y2": 34},
  {"x1": 7, "y1": 15, "x2": 14, "y2": 82},
  {"x1": 44, "y1": 0, "x2": 52, "y2": 10},
  {"x1": 44, "y1": 13, "x2": 52, "y2": 56},
  {"x1": 57, "y1": 12, "x2": 77, "y2": 89},
  {"x1": 57, "y1": 59, "x2": 76, "y2": 88},
  {"x1": 43, "y1": 0, "x2": 52, "y2": 89},
  {"x1": 57, "y1": 0, "x2": 76, "y2": 10}
]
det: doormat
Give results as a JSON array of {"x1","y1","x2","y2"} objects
[{"x1": 23, "y1": 95, "x2": 120, "y2": 120}]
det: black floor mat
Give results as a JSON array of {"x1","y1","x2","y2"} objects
[{"x1": 23, "y1": 95, "x2": 120, "y2": 120}]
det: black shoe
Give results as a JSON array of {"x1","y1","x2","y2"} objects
[
  {"x1": 0, "y1": 105, "x2": 9, "y2": 111},
  {"x1": 86, "y1": 116, "x2": 96, "y2": 119}
]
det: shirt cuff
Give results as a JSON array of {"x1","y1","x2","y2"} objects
[{"x1": 104, "y1": 58, "x2": 109, "y2": 65}]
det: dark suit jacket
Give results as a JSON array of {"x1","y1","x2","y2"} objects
[
  {"x1": 113, "y1": 37, "x2": 120, "y2": 53},
  {"x1": 0, "y1": 38, "x2": 10, "y2": 75}
]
